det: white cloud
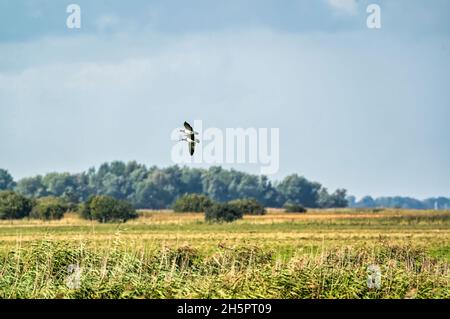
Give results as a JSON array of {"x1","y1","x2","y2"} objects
[{"x1": 327, "y1": 0, "x2": 358, "y2": 15}]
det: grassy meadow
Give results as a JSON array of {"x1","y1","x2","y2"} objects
[{"x1": 0, "y1": 209, "x2": 449, "y2": 299}]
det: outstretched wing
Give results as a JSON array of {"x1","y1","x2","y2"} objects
[
  {"x1": 189, "y1": 141, "x2": 195, "y2": 156},
  {"x1": 184, "y1": 121, "x2": 194, "y2": 132},
  {"x1": 183, "y1": 121, "x2": 196, "y2": 155}
]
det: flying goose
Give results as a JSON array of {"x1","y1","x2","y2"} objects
[{"x1": 179, "y1": 121, "x2": 200, "y2": 156}]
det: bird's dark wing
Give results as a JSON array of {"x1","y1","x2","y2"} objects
[
  {"x1": 184, "y1": 121, "x2": 193, "y2": 132},
  {"x1": 189, "y1": 141, "x2": 195, "y2": 156}
]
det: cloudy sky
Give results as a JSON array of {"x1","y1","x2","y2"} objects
[{"x1": 0, "y1": 0, "x2": 449, "y2": 199}]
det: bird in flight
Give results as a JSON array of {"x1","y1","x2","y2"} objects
[{"x1": 179, "y1": 121, "x2": 200, "y2": 156}]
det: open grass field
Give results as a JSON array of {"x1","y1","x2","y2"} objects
[{"x1": 0, "y1": 209, "x2": 449, "y2": 299}]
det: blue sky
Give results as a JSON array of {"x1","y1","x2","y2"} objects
[{"x1": 0, "y1": 0, "x2": 449, "y2": 199}]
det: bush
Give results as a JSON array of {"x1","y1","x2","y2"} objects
[
  {"x1": 82, "y1": 195, "x2": 138, "y2": 223},
  {"x1": 228, "y1": 198, "x2": 266, "y2": 215},
  {"x1": 30, "y1": 196, "x2": 68, "y2": 220},
  {"x1": 283, "y1": 202, "x2": 307, "y2": 213},
  {"x1": 0, "y1": 191, "x2": 33, "y2": 219},
  {"x1": 172, "y1": 194, "x2": 214, "y2": 212},
  {"x1": 205, "y1": 203, "x2": 243, "y2": 223}
]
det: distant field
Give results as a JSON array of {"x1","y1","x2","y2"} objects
[{"x1": 0, "y1": 209, "x2": 449, "y2": 298}]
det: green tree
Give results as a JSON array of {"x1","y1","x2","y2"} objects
[
  {"x1": 133, "y1": 180, "x2": 171, "y2": 209},
  {"x1": 82, "y1": 195, "x2": 138, "y2": 223},
  {"x1": 30, "y1": 197, "x2": 68, "y2": 220},
  {"x1": 40, "y1": 172, "x2": 84, "y2": 203},
  {"x1": 205, "y1": 202, "x2": 243, "y2": 223},
  {"x1": 5, "y1": 161, "x2": 352, "y2": 210},
  {"x1": 228, "y1": 198, "x2": 266, "y2": 215},
  {"x1": 277, "y1": 174, "x2": 321, "y2": 208},
  {"x1": 0, "y1": 169, "x2": 15, "y2": 190},
  {"x1": 172, "y1": 194, "x2": 214, "y2": 212},
  {"x1": 201, "y1": 167, "x2": 232, "y2": 202},
  {"x1": 257, "y1": 175, "x2": 284, "y2": 207},
  {"x1": 180, "y1": 167, "x2": 203, "y2": 195},
  {"x1": 0, "y1": 191, "x2": 33, "y2": 219},
  {"x1": 328, "y1": 189, "x2": 348, "y2": 208},
  {"x1": 15, "y1": 176, "x2": 46, "y2": 198},
  {"x1": 354, "y1": 196, "x2": 376, "y2": 208},
  {"x1": 318, "y1": 188, "x2": 348, "y2": 208}
]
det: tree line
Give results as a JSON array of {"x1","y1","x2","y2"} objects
[
  {"x1": 0, "y1": 163, "x2": 348, "y2": 209},
  {"x1": 348, "y1": 195, "x2": 450, "y2": 210}
]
